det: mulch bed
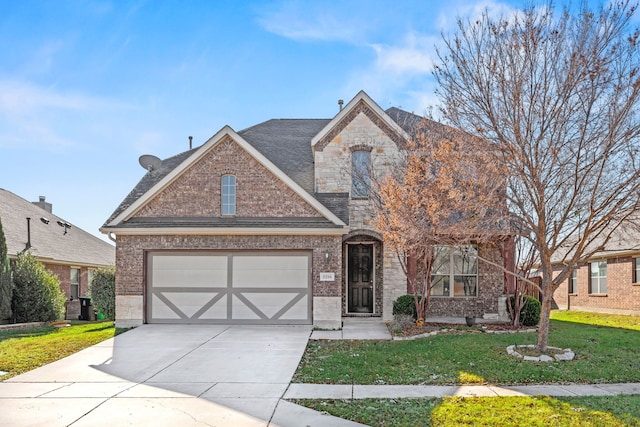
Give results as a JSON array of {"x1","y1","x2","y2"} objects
[{"x1": 390, "y1": 322, "x2": 528, "y2": 337}]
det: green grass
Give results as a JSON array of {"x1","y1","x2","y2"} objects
[
  {"x1": 293, "y1": 311, "x2": 640, "y2": 385},
  {"x1": 0, "y1": 321, "x2": 128, "y2": 380},
  {"x1": 293, "y1": 395, "x2": 640, "y2": 426}
]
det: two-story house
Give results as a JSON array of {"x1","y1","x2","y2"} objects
[{"x1": 101, "y1": 91, "x2": 508, "y2": 328}]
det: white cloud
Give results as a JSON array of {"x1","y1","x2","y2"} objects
[
  {"x1": 255, "y1": 1, "x2": 373, "y2": 43},
  {"x1": 370, "y1": 32, "x2": 438, "y2": 75},
  {"x1": 0, "y1": 79, "x2": 130, "y2": 149},
  {"x1": 437, "y1": 0, "x2": 517, "y2": 32}
]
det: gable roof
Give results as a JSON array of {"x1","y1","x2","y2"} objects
[
  {"x1": 103, "y1": 126, "x2": 347, "y2": 230},
  {"x1": 103, "y1": 91, "x2": 432, "y2": 234},
  {"x1": 311, "y1": 90, "x2": 410, "y2": 152},
  {"x1": 0, "y1": 188, "x2": 115, "y2": 266}
]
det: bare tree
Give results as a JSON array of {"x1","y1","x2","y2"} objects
[
  {"x1": 434, "y1": 1, "x2": 640, "y2": 350},
  {"x1": 374, "y1": 118, "x2": 509, "y2": 323}
]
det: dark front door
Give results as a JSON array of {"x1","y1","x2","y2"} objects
[{"x1": 348, "y1": 244, "x2": 374, "y2": 313}]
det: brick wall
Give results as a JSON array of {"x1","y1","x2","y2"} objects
[
  {"x1": 136, "y1": 136, "x2": 321, "y2": 218},
  {"x1": 554, "y1": 255, "x2": 640, "y2": 314},
  {"x1": 427, "y1": 243, "x2": 505, "y2": 318},
  {"x1": 115, "y1": 234, "x2": 343, "y2": 298},
  {"x1": 44, "y1": 263, "x2": 91, "y2": 300}
]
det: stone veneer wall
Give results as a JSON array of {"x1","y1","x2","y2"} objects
[
  {"x1": 314, "y1": 110, "x2": 406, "y2": 321},
  {"x1": 114, "y1": 234, "x2": 343, "y2": 327}
]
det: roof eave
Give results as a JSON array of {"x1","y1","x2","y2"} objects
[{"x1": 100, "y1": 226, "x2": 349, "y2": 236}]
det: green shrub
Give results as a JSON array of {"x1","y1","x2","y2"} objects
[
  {"x1": 507, "y1": 295, "x2": 541, "y2": 326},
  {"x1": 393, "y1": 294, "x2": 419, "y2": 319},
  {"x1": 89, "y1": 266, "x2": 115, "y2": 320},
  {"x1": 11, "y1": 252, "x2": 65, "y2": 322},
  {"x1": 0, "y1": 217, "x2": 13, "y2": 321}
]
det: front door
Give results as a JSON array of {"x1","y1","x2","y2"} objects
[{"x1": 348, "y1": 244, "x2": 374, "y2": 313}]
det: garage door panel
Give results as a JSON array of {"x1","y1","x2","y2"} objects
[
  {"x1": 233, "y1": 255, "x2": 309, "y2": 288},
  {"x1": 278, "y1": 296, "x2": 309, "y2": 320},
  {"x1": 151, "y1": 294, "x2": 184, "y2": 319},
  {"x1": 147, "y1": 251, "x2": 311, "y2": 324},
  {"x1": 153, "y1": 255, "x2": 227, "y2": 287}
]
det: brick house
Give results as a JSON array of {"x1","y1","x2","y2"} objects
[
  {"x1": 102, "y1": 91, "x2": 509, "y2": 328},
  {"x1": 553, "y1": 224, "x2": 640, "y2": 315},
  {"x1": 0, "y1": 189, "x2": 115, "y2": 319}
]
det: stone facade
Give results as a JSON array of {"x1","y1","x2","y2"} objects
[{"x1": 554, "y1": 254, "x2": 640, "y2": 315}]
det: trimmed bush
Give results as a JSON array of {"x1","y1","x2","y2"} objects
[
  {"x1": 89, "y1": 266, "x2": 115, "y2": 320},
  {"x1": 11, "y1": 252, "x2": 65, "y2": 322},
  {"x1": 507, "y1": 295, "x2": 541, "y2": 326},
  {"x1": 0, "y1": 217, "x2": 13, "y2": 321},
  {"x1": 393, "y1": 294, "x2": 419, "y2": 319}
]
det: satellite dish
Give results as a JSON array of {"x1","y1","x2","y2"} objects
[{"x1": 138, "y1": 154, "x2": 162, "y2": 172}]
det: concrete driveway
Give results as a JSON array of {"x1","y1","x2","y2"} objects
[{"x1": 0, "y1": 324, "x2": 365, "y2": 426}]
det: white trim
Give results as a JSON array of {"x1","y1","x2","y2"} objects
[
  {"x1": 311, "y1": 90, "x2": 409, "y2": 148},
  {"x1": 100, "y1": 226, "x2": 348, "y2": 236},
  {"x1": 107, "y1": 125, "x2": 346, "y2": 227}
]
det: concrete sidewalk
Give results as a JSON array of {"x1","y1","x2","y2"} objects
[{"x1": 285, "y1": 382, "x2": 640, "y2": 399}]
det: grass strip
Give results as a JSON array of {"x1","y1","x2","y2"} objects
[
  {"x1": 293, "y1": 395, "x2": 640, "y2": 427},
  {"x1": 294, "y1": 312, "x2": 640, "y2": 385},
  {"x1": 0, "y1": 321, "x2": 127, "y2": 380}
]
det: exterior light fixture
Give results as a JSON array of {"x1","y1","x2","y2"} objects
[{"x1": 324, "y1": 250, "x2": 330, "y2": 261}]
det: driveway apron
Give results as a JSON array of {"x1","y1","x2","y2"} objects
[{"x1": 0, "y1": 324, "x2": 361, "y2": 427}]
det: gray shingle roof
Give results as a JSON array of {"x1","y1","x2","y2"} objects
[
  {"x1": 238, "y1": 119, "x2": 330, "y2": 194},
  {"x1": 104, "y1": 107, "x2": 421, "y2": 229},
  {"x1": 0, "y1": 188, "x2": 115, "y2": 265}
]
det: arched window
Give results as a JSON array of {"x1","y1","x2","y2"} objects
[{"x1": 221, "y1": 174, "x2": 236, "y2": 215}]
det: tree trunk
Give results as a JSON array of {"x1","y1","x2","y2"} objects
[{"x1": 537, "y1": 289, "x2": 554, "y2": 352}]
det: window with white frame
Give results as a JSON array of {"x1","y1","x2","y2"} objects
[
  {"x1": 569, "y1": 269, "x2": 578, "y2": 294},
  {"x1": 634, "y1": 257, "x2": 640, "y2": 283},
  {"x1": 351, "y1": 150, "x2": 371, "y2": 198},
  {"x1": 221, "y1": 174, "x2": 236, "y2": 215},
  {"x1": 431, "y1": 245, "x2": 478, "y2": 297},
  {"x1": 589, "y1": 261, "x2": 607, "y2": 294},
  {"x1": 70, "y1": 268, "x2": 80, "y2": 300}
]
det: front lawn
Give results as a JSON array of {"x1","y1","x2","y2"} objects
[
  {"x1": 0, "y1": 321, "x2": 127, "y2": 380},
  {"x1": 295, "y1": 395, "x2": 640, "y2": 426},
  {"x1": 293, "y1": 311, "x2": 640, "y2": 385}
]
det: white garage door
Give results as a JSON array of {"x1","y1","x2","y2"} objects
[{"x1": 146, "y1": 251, "x2": 311, "y2": 324}]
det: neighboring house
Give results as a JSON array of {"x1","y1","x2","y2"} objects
[
  {"x1": 553, "y1": 223, "x2": 640, "y2": 315},
  {"x1": 0, "y1": 188, "x2": 116, "y2": 306},
  {"x1": 101, "y1": 91, "x2": 509, "y2": 329}
]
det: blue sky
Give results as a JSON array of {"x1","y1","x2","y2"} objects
[{"x1": 0, "y1": 0, "x2": 529, "y2": 242}]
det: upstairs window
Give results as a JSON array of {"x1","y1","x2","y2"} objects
[
  {"x1": 569, "y1": 269, "x2": 578, "y2": 294},
  {"x1": 352, "y1": 150, "x2": 371, "y2": 198},
  {"x1": 221, "y1": 175, "x2": 236, "y2": 216},
  {"x1": 589, "y1": 261, "x2": 607, "y2": 294}
]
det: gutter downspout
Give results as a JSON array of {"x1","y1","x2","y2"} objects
[{"x1": 108, "y1": 232, "x2": 116, "y2": 243}]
